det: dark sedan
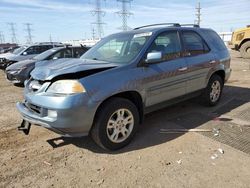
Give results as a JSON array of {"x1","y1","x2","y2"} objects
[{"x1": 5, "y1": 46, "x2": 89, "y2": 85}]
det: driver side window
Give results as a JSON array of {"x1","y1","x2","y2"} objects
[{"x1": 148, "y1": 31, "x2": 181, "y2": 61}]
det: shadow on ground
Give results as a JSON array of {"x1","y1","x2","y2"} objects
[{"x1": 47, "y1": 85, "x2": 250, "y2": 154}]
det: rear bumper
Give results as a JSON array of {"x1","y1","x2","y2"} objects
[{"x1": 225, "y1": 68, "x2": 232, "y2": 82}]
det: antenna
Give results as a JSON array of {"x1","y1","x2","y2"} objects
[
  {"x1": 7, "y1": 22, "x2": 18, "y2": 44},
  {"x1": 116, "y1": 0, "x2": 133, "y2": 31},
  {"x1": 24, "y1": 23, "x2": 33, "y2": 44},
  {"x1": 195, "y1": 2, "x2": 201, "y2": 26},
  {"x1": 0, "y1": 31, "x2": 5, "y2": 43},
  {"x1": 91, "y1": 0, "x2": 106, "y2": 38}
]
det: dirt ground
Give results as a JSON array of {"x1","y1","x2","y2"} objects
[{"x1": 0, "y1": 51, "x2": 250, "y2": 188}]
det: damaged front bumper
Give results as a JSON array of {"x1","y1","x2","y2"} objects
[{"x1": 16, "y1": 91, "x2": 98, "y2": 137}]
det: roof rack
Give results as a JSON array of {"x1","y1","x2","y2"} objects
[
  {"x1": 180, "y1": 24, "x2": 200, "y2": 28},
  {"x1": 133, "y1": 23, "x2": 200, "y2": 30},
  {"x1": 134, "y1": 23, "x2": 181, "y2": 30}
]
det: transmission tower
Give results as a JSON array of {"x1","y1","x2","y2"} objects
[
  {"x1": 195, "y1": 2, "x2": 201, "y2": 26},
  {"x1": 116, "y1": 0, "x2": 133, "y2": 31},
  {"x1": 91, "y1": 0, "x2": 106, "y2": 38},
  {"x1": 7, "y1": 23, "x2": 18, "y2": 44},
  {"x1": 24, "y1": 23, "x2": 33, "y2": 44},
  {"x1": 0, "y1": 31, "x2": 5, "y2": 43}
]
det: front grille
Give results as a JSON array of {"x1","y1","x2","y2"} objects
[{"x1": 25, "y1": 101, "x2": 42, "y2": 115}]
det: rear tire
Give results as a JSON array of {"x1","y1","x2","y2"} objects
[
  {"x1": 91, "y1": 97, "x2": 139, "y2": 151},
  {"x1": 202, "y1": 74, "x2": 223, "y2": 106},
  {"x1": 240, "y1": 41, "x2": 250, "y2": 59}
]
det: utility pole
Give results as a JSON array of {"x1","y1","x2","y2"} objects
[
  {"x1": 195, "y1": 2, "x2": 201, "y2": 26},
  {"x1": 0, "y1": 31, "x2": 5, "y2": 43},
  {"x1": 7, "y1": 22, "x2": 18, "y2": 44},
  {"x1": 24, "y1": 23, "x2": 33, "y2": 44},
  {"x1": 91, "y1": 0, "x2": 106, "y2": 39},
  {"x1": 92, "y1": 27, "x2": 96, "y2": 39},
  {"x1": 116, "y1": 0, "x2": 133, "y2": 31},
  {"x1": 49, "y1": 34, "x2": 52, "y2": 43}
]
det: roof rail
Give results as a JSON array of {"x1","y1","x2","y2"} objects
[
  {"x1": 180, "y1": 24, "x2": 200, "y2": 28},
  {"x1": 134, "y1": 23, "x2": 181, "y2": 30}
]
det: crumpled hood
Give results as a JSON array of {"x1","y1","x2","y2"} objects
[
  {"x1": 6, "y1": 59, "x2": 36, "y2": 71},
  {"x1": 31, "y1": 58, "x2": 119, "y2": 81}
]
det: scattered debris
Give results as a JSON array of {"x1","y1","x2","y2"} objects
[
  {"x1": 43, "y1": 161, "x2": 52, "y2": 166},
  {"x1": 179, "y1": 151, "x2": 182, "y2": 154},
  {"x1": 213, "y1": 117, "x2": 221, "y2": 121},
  {"x1": 211, "y1": 154, "x2": 218, "y2": 160},
  {"x1": 138, "y1": 156, "x2": 141, "y2": 160},
  {"x1": 218, "y1": 148, "x2": 224, "y2": 154},
  {"x1": 166, "y1": 162, "x2": 171, "y2": 166},
  {"x1": 96, "y1": 179, "x2": 104, "y2": 186},
  {"x1": 213, "y1": 128, "x2": 220, "y2": 137},
  {"x1": 176, "y1": 160, "x2": 182, "y2": 164},
  {"x1": 160, "y1": 128, "x2": 212, "y2": 133}
]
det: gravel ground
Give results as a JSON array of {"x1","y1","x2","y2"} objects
[{"x1": 0, "y1": 50, "x2": 250, "y2": 188}]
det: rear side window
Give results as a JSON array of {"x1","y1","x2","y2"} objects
[
  {"x1": 182, "y1": 31, "x2": 209, "y2": 56},
  {"x1": 204, "y1": 30, "x2": 227, "y2": 51},
  {"x1": 73, "y1": 48, "x2": 88, "y2": 58},
  {"x1": 148, "y1": 31, "x2": 181, "y2": 61}
]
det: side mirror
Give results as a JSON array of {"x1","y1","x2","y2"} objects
[
  {"x1": 145, "y1": 52, "x2": 162, "y2": 64},
  {"x1": 22, "y1": 52, "x2": 27, "y2": 56},
  {"x1": 52, "y1": 57, "x2": 58, "y2": 60}
]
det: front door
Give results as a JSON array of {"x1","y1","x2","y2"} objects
[{"x1": 142, "y1": 31, "x2": 188, "y2": 107}]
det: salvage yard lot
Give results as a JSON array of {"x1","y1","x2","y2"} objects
[{"x1": 0, "y1": 51, "x2": 250, "y2": 188}]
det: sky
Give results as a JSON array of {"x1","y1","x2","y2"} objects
[{"x1": 0, "y1": 0, "x2": 249, "y2": 44}]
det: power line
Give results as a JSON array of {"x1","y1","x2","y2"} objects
[
  {"x1": 24, "y1": 23, "x2": 33, "y2": 44},
  {"x1": 0, "y1": 31, "x2": 5, "y2": 43},
  {"x1": 91, "y1": 0, "x2": 106, "y2": 38},
  {"x1": 116, "y1": 0, "x2": 133, "y2": 31},
  {"x1": 195, "y1": 2, "x2": 201, "y2": 26},
  {"x1": 7, "y1": 22, "x2": 18, "y2": 44}
]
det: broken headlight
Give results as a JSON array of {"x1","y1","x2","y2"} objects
[{"x1": 46, "y1": 80, "x2": 86, "y2": 94}]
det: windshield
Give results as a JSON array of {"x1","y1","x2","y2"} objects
[
  {"x1": 81, "y1": 32, "x2": 151, "y2": 64},
  {"x1": 12, "y1": 46, "x2": 26, "y2": 55},
  {"x1": 33, "y1": 48, "x2": 59, "y2": 61}
]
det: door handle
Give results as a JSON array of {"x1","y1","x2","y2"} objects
[
  {"x1": 209, "y1": 60, "x2": 216, "y2": 64},
  {"x1": 178, "y1": 67, "x2": 188, "y2": 72}
]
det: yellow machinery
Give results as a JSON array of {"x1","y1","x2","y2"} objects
[{"x1": 229, "y1": 25, "x2": 250, "y2": 59}]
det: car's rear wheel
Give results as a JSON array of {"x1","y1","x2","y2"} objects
[
  {"x1": 240, "y1": 41, "x2": 250, "y2": 59},
  {"x1": 91, "y1": 97, "x2": 139, "y2": 150},
  {"x1": 202, "y1": 74, "x2": 223, "y2": 106}
]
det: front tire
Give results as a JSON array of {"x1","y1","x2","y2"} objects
[
  {"x1": 202, "y1": 74, "x2": 223, "y2": 106},
  {"x1": 240, "y1": 41, "x2": 250, "y2": 59},
  {"x1": 91, "y1": 97, "x2": 139, "y2": 150}
]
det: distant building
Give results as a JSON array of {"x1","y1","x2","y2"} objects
[{"x1": 63, "y1": 39, "x2": 100, "y2": 47}]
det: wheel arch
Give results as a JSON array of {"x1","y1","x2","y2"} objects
[
  {"x1": 239, "y1": 38, "x2": 250, "y2": 49},
  {"x1": 93, "y1": 91, "x2": 144, "y2": 126}
]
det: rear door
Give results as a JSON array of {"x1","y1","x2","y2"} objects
[
  {"x1": 144, "y1": 30, "x2": 188, "y2": 106},
  {"x1": 180, "y1": 30, "x2": 215, "y2": 93}
]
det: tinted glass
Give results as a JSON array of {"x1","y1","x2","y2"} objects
[
  {"x1": 148, "y1": 31, "x2": 181, "y2": 61},
  {"x1": 25, "y1": 46, "x2": 39, "y2": 55},
  {"x1": 50, "y1": 49, "x2": 72, "y2": 59},
  {"x1": 204, "y1": 30, "x2": 227, "y2": 51},
  {"x1": 182, "y1": 31, "x2": 209, "y2": 56},
  {"x1": 73, "y1": 48, "x2": 87, "y2": 58}
]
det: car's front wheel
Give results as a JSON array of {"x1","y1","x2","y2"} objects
[
  {"x1": 91, "y1": 97, "x2": 139, "y2": 150},
  {"x1": 202, "y1": 74, "x2": 223, "y2": 106}
]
